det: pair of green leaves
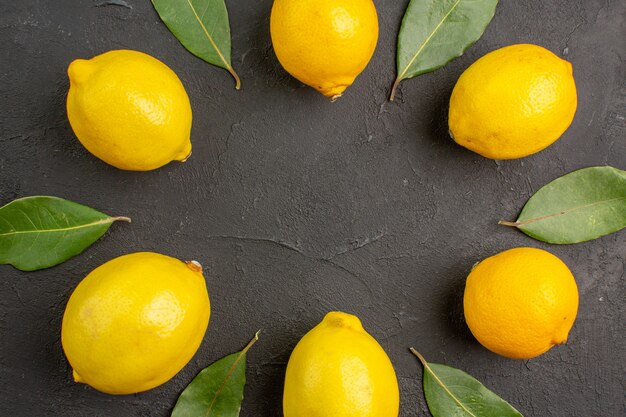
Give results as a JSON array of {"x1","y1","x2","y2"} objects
[
  {"x1": 178, "y1": 334, "x2": 520, "y2": 417},
  {"x1": 150, "y1": 0, "x2": 500, "y2": 97},
  {"x1": 392, "y1": 5, "x2": 625, "y2": 241},
  {"x1": 391, "y1": 0, "x2": 499, "y2": 100},
  {"x1": 171, "y1": 332, "x2": 260, "y2": 417},
  {"x1": 179, "y1": 332, "x2": 515, "y2": 417},
  {"x1": 4, "y1": 167, "x2": 620, "y2": 271},
  {"x1": 411, "y1": 349, "x2": 523, "y2": 416},
  {"x1": 0, "y1": 195, "x2": 258, "y2": 414},
  {"x1": 151, "y1": 0, "x2": 240, "y2": 89},
  {"x1": 149, "y1": 0, "x2": 499, "y2": 97}
]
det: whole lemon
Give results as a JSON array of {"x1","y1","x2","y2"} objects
[
  {"x1": 61, "y1": 252, "x2": 210, "y2": 394},
  {"x1": 283, "y1": 312, "x2": 399, "y2": 417},
  {"x1": 66, "y1": 50, "x2": 193, "y2": 171},
  {"x1": 270, "y1": 0, "x2": 379, "y2": 99},
  {"x1": 463, "y1": 247, "x2": 579, "y2": 359},
  {"x1": 449, "y1": 44, "x2": 577, "y2": 159}
]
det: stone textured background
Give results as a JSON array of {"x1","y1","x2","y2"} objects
[{"x1": 1, "y1": 0, "x2": 624, "y2": 415}]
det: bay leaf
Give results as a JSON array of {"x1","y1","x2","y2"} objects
[
  {"x1": 500, "y1": 166, "x2": 626, "y2": 244},
  {"x1": 410, "y1": 348, "x2": 523, "y2": 417},
  {"x1": 151, "y1": 0, "x2": 241, "y2": 89},
  {"x1": 390, "y1": 0, "x2": 499, "y2": 101},
  {"x1": 0, "y1": 196, "x2": 130, "y2": 271},
  {"x1": 171, "y1": 331, "x2": 260, "y2": 417}
]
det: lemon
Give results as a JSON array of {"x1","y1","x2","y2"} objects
[
  {"x1": 270, "y1": 0, "x2": 379, "y2": 99},
  {"x1": 463, "y1": 247, "x2": 579, "y2": 359},
  {"x1": 61, "y1": 252, "x2": 210, "y2": 394},
  {"x1": 449, "y1": 44, "x2": 577, "y2": 159},
  {"x1": 66, "y1": 50, "x2": 193, "y2": 171},
  {"x1": 283, "y1": 312, "x2": 399, "y2": 417}
]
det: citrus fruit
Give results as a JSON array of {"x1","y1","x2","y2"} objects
[
  {"x1": 270, "y1": 0, "x2": 379, "y2": 99},
  {"x1": 66, "y1": 50, "x2": 193, "y2": 171},
  {"x1": 449, "y1": 44, "x2": 577, "y2": 159},
  {"x1": 283, "y1": 311, "x2": 399, "y2": 417},
  {"x1": 463, "y1": 247, "x2": 579, "y2": 359},
  {"x1": 61, "y1": 252, "x2": 210, "y2": 394}
]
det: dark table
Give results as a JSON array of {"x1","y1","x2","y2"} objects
[{"x1": 1, "y1": 0, "x2": 624, "y2": 416}]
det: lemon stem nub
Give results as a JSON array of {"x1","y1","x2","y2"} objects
[
  {"x1": 186, "y1": 260, "x2": 203, "y2": 273},
  {"x1": 180, "y1": 149, "x2": 192, "y2": 163}
]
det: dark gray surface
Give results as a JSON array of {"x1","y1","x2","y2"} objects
[{"x1": 1, "y1": 0, "x2": 625, "y2": 416}]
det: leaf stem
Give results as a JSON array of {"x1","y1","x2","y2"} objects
[
  {"x1": 204, "y1": 331, "x2": 261, "y2": 415},
  {"x1": 498, "y1": 220, "x2": 519, "y2": 227},
  {"x1": 389, "y1": 78, "x2": 401, "y2": 101},
  {"x1": 409, "y1": 347, "x2": 479, "y2": 417},
  {"x1": 409, "y1": 347, "x2": 427, "y2": 366},
  {"x1": 229, "y1": 67, "x2": 241, "y2": 90},
  {"x1": 112, "y1": 216, "x2": 132, "y2": 223},
  {"x1": 183, "y1": 0, "x2": 241, "y2": 91},
  {"x1": 243, "y1": 330, "x2": 261, "y2": 353}
]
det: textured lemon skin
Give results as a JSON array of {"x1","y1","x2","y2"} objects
[
  {"x1": 283, "y1": 312, "x2": 399, "y2": 417},
  {"x1": 61, "y1": 252, "x2": 210, "y2": 395},
  {"x1": 270, "y1": 0, "x2": 379, "y2": 98},
  {"x1": 67, "y1": 50, "x2": 192, "y2": 171},
  {"x1": 463, "y1": 247, "x2": 579, "y2": 359},
  {"x1": 449, "y1": 44, "x2": 577, "y2": 159}
]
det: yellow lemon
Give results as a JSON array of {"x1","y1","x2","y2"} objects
[
  {"x1": 270, "y1": 0, "x2": 379, "y2": 99},
  {"x1": 463, "y1": 247, "x2": 579, "y2": 359},
  {"x1": 449, "y1": 44, "x2": 577, "y2": 159},
  {"x1": 283, "y1": 312, "x2": 399, "y2": 417},
  {"x1": 66, "y1": 50, "x2": 192, "y2": 171},
  {"x1": 61, "y1": 252, "x2": 210, "y2": 394}
]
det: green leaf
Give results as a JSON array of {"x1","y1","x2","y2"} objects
[
  {"x1": 390, "y1": 0, "x2": 499, "y2": 101},
  {"x1": 151, "y1": 0, "x2": 241, "y2": 89},
  {"x1": 500, "y1": 166, "x2": 626, "y2": 244},
  {"x1": 171, "y1": 331, "x2": 260, "y2": 417},
  {"x1": 410, "y1": 349, "x2": 523, "y2": 417},
  {"x1": 0, "y1": 196, "x2": 130, "y2": 271}
]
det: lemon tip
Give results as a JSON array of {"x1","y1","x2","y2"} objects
[
  {"x1": 67, "y1": 59, "x2": 93, "y2": 85},
  {"x1": 323, "y1": 311, "x2": 363, "y2": 330},
  {"x1": 72, "y1": 369, "x2": 85, "y2": 384}
]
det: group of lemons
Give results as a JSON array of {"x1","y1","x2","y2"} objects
[{"x1": 61, "y1": 0, "x2": 580, "y2": 415}]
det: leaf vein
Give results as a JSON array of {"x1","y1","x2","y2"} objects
[
  {"x1": 0, "y1": 217, "x2": 118, "y2": 237},
  {"x1": 398, "y1": 0, "x2": 463, "y2": 81},
  {"x1": 186, "y1": 0, "x2": 232, "y2": 72},
  {"x1": 204, "y1": 331, "x2": 259, "y2": 416},
  {"x1": 504, "y1": 196, "x2": 626, "y2": 227},
  {"x1": 411, "y1": 349, "x2": 478, "y2": 417},
  {"x1": 17, "y1": 207, "x2": 38, "y2": 230}
]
